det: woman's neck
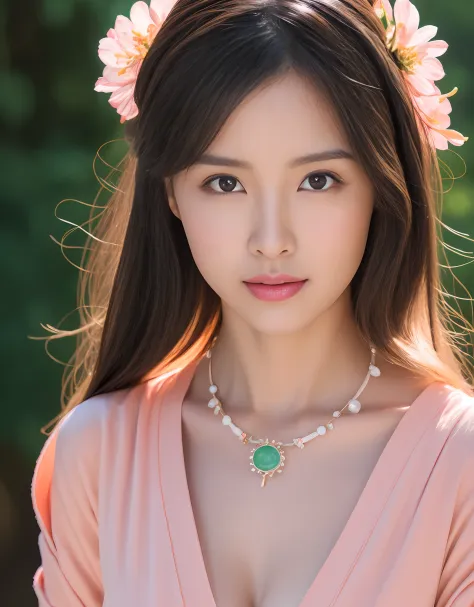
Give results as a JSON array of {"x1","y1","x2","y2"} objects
[{"x1": 192, "y1": 296, "x2": 375, "y2": 418}]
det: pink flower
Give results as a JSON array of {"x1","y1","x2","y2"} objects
[
  {"x1": 94, "y1": 0, "x2": 177, "y2": 122},
  {"x1": 388, "y1": 0, "x2": 448, "y2": 97},
  {"x1": 374, "y1": 0, "x2": 467, "y2": 150},
  {"x1": 413, "y1": 87, "x2": 468, "y2": 150}
]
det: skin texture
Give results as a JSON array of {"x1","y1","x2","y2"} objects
[{"x1": 165, "y1": 71, "x2": 429, "y2": 607}]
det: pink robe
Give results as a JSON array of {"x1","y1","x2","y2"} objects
[{"x1": 31, "y1": 359, "x2": 474, "y2": 606}]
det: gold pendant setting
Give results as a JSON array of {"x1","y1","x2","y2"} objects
[
  {"x1": 250, "y1": 439, "x2": 285, "y2": 487},
  {"x1": 206, "y1": 338, "x2": 380, "y2": 488}
]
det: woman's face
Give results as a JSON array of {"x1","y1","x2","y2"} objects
[{"x1": 166, "y1": 71, "x2": 375, "y2": 335}]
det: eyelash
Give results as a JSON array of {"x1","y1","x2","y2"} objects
[{"x1": 201, "y1": 171, "x2": 343, "y2": 195}]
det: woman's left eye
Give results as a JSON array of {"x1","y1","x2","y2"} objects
[{"x1": 298, "y1": 172, "x2": 342, "y2": 192}]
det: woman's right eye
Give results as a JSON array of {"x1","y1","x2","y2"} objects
[{"x1": 201, "y1": 175, "x2": 246, "y2": 194}]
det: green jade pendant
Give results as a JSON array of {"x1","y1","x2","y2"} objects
[{"x1": 249, "y1": 439, "x2": 285, "y2": 487}]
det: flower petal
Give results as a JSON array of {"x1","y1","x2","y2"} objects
[
  {"x1": 94, "y1": 76, "x2": 120, "y2": 93},
  {"x1": 150, "y1": 0, "x2": 176, "y2": 24},
  {"x1": 433, "y1": 128, "x2": 468, "y2": 148},
  {"x1": 419, "y1": 57, "x2": 445, "y2": 81},
  {"x1": 407, "y1": 73, "x2": 438, "y2": 96},
  {"x1": 394, "y1": 0, "x2": 420, "y2": 39},
  {"x1": 98, "y1": 37, "x2": 124, "y2": 67},
  {"x1": 439, "y1": 96, "x2": 453, "y2": 115},
  {"x1": 114, "y1": 15, "x2": 136, "y2": 55},
  {"x1": 109, "y1": 84, "x2": 133, "y2": 107},
  {"x1": 422, "y1": 40, "x2": 449, "y2": 58},
  {"x1": 408, "y1": 24, "x2": 437, "y2": 47},
  {"x1": 442, "y1": 128, "x2": 469, "y2": 146},
  {"x1": 114, "y1": 15, "x2": 133, "y2": 37},
  {"x1": 103, "y1": 65, "x2": 137, "y2": 84},
  {"x1": 416, "y1": 93, "x2": 450, "y2": 116},
  {"x1": 429, "y1": 130, "x2": 449, "y2": 150},
  {"x1": 109, "y1": 83, "x2": 139, "y2": 120},
  {"x1": 130, "y1": 1, "x2": 154, "y2": 34},
  {"x1": 414, "y1": 93, "x2": 461, "y2": 141},
  {"x1": 432, "y1": 110, "x2": 451, "y2": 129}
]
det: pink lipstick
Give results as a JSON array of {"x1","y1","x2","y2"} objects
[{"x1": 243, "y1": 274, "x2": 308, "y2": 302}]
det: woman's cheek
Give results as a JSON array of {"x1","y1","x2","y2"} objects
[{"x1": 180, "y1": 216, "x2": 240, "y2": 290}]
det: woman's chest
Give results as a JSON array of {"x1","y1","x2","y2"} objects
[{"x1": 180, "y1": 407, "x2": 405, "y2": 607}]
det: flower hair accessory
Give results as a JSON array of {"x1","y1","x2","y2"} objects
[
  {"x1": 95, "y1": 0, "x2": 468, "y2": 150},
  {"x1": 94, "y1": 0, "x2": 177, "y2": 123},
  {"x1": 374, "y1": 0, "x2": 468, "y2": 150}
]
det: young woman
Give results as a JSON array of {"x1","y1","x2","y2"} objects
[{"x1": 31, "y1": 0, "x2": 474, "y2": 605}]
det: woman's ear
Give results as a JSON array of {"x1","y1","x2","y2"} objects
[{"x1": 165, "y1": 177, "x2": 181, "y2": 220}]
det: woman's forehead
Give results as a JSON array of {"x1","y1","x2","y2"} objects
[{"x1": 199, "y1": 74, "x2": 350, "y2": 163}]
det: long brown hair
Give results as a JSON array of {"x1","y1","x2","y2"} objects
[{"x1": 37, "y1": 0, "x2": 473, "y2": 433}]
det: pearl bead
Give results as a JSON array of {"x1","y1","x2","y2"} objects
[
  {"x1": 208, "y1": 397, "x2": 218, "y2": 408},
  {"x1": 209, "y1": 384, "x2": 218, "y2": 394},
  {"x1": 317, "y1": 425, "x2": 327, "y2": 436},
  {"x1": 213, "y1": 405, "x2": 220, "y2": 415},
  {"x1": 333, "y1": 411, "x2": 341, "y2": 418},
  {"x1": 222, "y1": 415, "x2": 232, "y2": 425},
  {"x1": 369, "y1": 365, "x2": 381, "y2": 377},
  {"x1": 348, "y1": 399, "x2": 361, "y2": 413},
  {"x1": 327, "y1": 423, "x2": 334, "y2": 430},
  {"x1": 206, "y1": 350, "x2": 212, "y2": 358}
]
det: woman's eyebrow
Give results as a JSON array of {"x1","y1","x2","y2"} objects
[{"x1": 194, "y1": 148, "x2": 355, "y2": 169}]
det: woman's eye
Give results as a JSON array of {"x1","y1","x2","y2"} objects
[
  {"x1": 202, "y1": 175, "x2": 245, "y2": 194},
  {"x1": 298, "y1": 172, "x2": 341, "y2": 192}
]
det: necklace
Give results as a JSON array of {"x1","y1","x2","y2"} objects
[{"x1": 206, "y1": 342, "x2": 381, "y2": 487}]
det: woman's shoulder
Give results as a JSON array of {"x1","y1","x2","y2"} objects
[
  {"x1": 31, "y1": 372, "x2": 178, "y2": 545},
  {"x1": 423, "y1": 381, "x2": 474, "y2": 486},
  {"x1": 432, "y1": 381, "x2": 474, "y2": 443},
  {"x1": 32, "y1": 373, "x2": 177, "y2": 505},
  {"x1": 53, "y1": 371, "x2": 176, "y2": 446}
]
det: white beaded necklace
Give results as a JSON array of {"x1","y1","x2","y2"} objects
[{"x1": 206, "y1": 343, "x2": 381, "y2": 487}]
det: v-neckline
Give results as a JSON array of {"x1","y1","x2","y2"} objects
[{"x1": 158, "y1": 358, "x2": 444, "y2": 607}]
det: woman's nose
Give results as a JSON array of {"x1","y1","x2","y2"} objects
[{"x1": 248, "y1": 200, "x2": 296, "y2": 258}]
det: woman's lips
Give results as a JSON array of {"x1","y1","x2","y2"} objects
[{"x1": 243, "y1": 280, "x2": 307, "y2": 301}]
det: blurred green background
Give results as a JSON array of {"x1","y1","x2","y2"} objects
[{"x1": 1, "y1": 0, "x2": 473, "y2": 603}]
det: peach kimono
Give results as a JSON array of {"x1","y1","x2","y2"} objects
[{"x1": 31, "y1": 359, "x2": 474, "y2": 606}]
